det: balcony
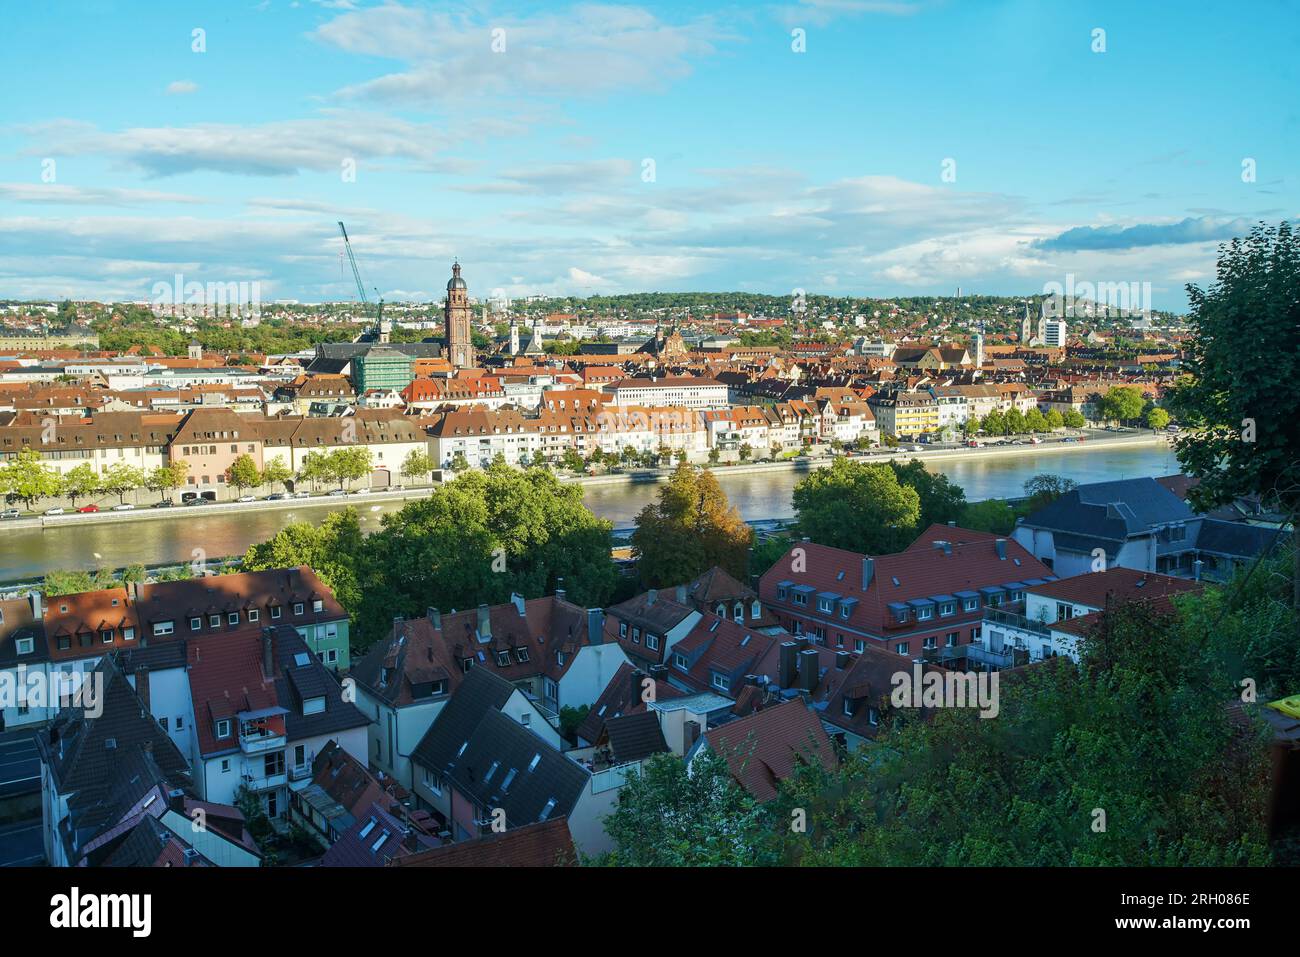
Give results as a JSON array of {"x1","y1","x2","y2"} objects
[
  {"x1": 241, "y1": 771, "x2": 288, "y2": 792},
  {"x1": 240, "y1": 728, "x2": 286, "y2": 755},
  {"x1": 984, "y1": 607, "x2": 1051, "y2": 636},
  {"x1": 288, "y1": 763, "x2": 313, "y2": 782},
  {"x1": 922, "y1": 642, "x2": 1023, "y2": 671}
]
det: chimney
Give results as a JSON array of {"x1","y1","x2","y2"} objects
[
  {"x1": 649, "y1": 663, "x2": 669, "y2": 683},
  {"x1": 862, "y1": 557, "x2": 875, "y2": 591},
  {"x1": 835, "y1": 651, "x2": 850, "y2": 670},
  {"x1": 587, "y1": 608, "x2": 605, "y2": 644},
  {"x1": 28, "y1": 590, "x2": 41, "y2": 620},
  {"x1": 798, "y1": 648, "x2": 820, "y2": 692},
  {"x1": 778, "y1": 640, "x2": 799, "y2": 689},
  {"x1": 476, "y1": 604, "x2": 491, "y2": 639},
  {"x1": 675, "y1": 583, "x2": 687, "y2": 604},
  {"x1": 683, "y1": 719, "x2": 701, "y2": 753},
  {"x1": 646, "y1": 589, "x2": 657, "y2": 606},
  {"x1": 995, "y1": 539, "x2": 1007, "y2": 560},
  {"x1": 136, "y1": 665, "x2": 151, "y2": 713},
  {"x1": 1193, "y1": 559, "x2": 1204, "y2": 582},
  {"x1": 629, "y1": 668, "x2": 644, "y2": 705},
  {"x1": 261, "y1": 626, "x2": 274, "y2": 678},
  {"x1": 555, "y1": 578, "x2": 566, "y2": 602},
  {"x1": 512, "y1": 593, "x2": 526, "y2": 616},
  {"x1": 427, "y1": 607, "x2": 441, "y2": 630}
]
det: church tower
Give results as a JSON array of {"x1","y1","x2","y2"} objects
[{"x1": 445, "y1": 261, "x2": 473, "y2": 369}]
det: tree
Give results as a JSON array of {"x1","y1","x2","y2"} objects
[
  {"x1": 1098, "y1": 386, "x2": 1146, "y2": 424},
  {"x1": 1144, "y1": 406, "x2": 1170, "y2": 430},
  {"x1": 738, "y1": 443, "x2": 753, "y2": 462},
  {"x1": 707, "y1": 448, "x2": 721, "y2": 464},
  {"x1": 227, "y1": 454, "x2": 261, "y2": 494},
  {"x1": 959, "y1": 498, "x2": 1018, "y2": 535},
  {"x1": 400, "y1": 449, "x2": 435, "y2": 485},
  {"x1": 560, "y1": 448, "x2": 586, "y2": 473},
  {"x1": 792, "y1": 458, "x2": 920, "y2": 554},
  {"x1": 594, "y1": 751, "x2": 776, "y2": 866},
  {"x1": 260, "y1": 458, "x2": 293, "y2": 493},
  {"x1": 889, "y1": 459, "x2": 966, "y2": 528},
  {"x1": 1063, "y1": 409, "x2": 1086, "y2": 429},
  {"x1": 1167, "y1": 221, "x2": 1300, "y2": 605},
  {"x1": 449, "y1": 451, "x2": 470, "y2": 473},
  {"x1": 297, "y1": 450, "x2": 330, "y2": 491},
  {"x1": 324, "y1": 446, "x2": 373, "y2": 490},
  {"x1": 1005, "y1": 408, "x2": 1026, "y2": 435},
  {"x1": 981, "y1": 411, "x2": 1007, "y2": 436},
  {"x1": 61, "y1": 462, "x2": 102, "y2": 508},
  {"x1": 1044, "y1": 408, "x2": 1064, "y2": 430},
  {"x1": 1024, "y1": 408, "x2": 1048, "y2": 433},
  {"x1": 242, "y1": 508, "x2": 365, "y2": 620},
  {"x1": 631, "y1": 464, "x2": 753, "y2": 587},
  {"x1": 99, "y1": 463, "x2": 145, "y2": 505},
  {"x1": 145, "y1": 463, "x2": 185, "y2": 503},
  {"x1": 122, "y1": 563, "x2": 148, "y2": 584},
  {"x1": 0, "y1": 447, "x2": 64, "y2": 510},
  {"x1": 1023, "y1": 473, "x2": 1078, "y2": 510}
]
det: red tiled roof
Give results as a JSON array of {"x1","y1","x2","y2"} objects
[
  {"x1": 390, "y1": 818, "x2": 576, "y2": 867},
  {"x1": 1029, "y1": 568, "x2": 1202, "y2": 611},
  {"x1": 702, "y1": 699, "x2": 836, "y2": 802}
]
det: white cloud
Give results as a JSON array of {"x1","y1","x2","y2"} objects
[{"x1": 165, "y1": 80, "x2": 198, "y2": 95}]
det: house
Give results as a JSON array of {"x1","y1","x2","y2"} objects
[
  {"x1": 1012, "y1": 477, "x2": 1285, "y2": 581},
  {"x1": 182, "y1": 624, "x2": 370, "y2": 818},
  {"x1": 691, "y1": 698, "x2": 837, "y2": 802},
  {"x1": 0, "y1": 593, "x2": 48, "y2": 731},
  {"x1": 665, "y1": 613, "x2": 780, "y2": 699},
  {"x1": 390, "y1": 817, "x2": 576, "y2": 867},
  {"x1": 574, "y1": 661, "x2": 683, "y2": 748},
  {"x1": 407, "y1": 667, "x2": 614, "y2": 854},
  {"x1": 678, "y1": 565, "x2": 779, "y2": 628},
  {"x1": 606, "y1": 588, "x2": 701, "y2": 668},
  {"x1": 758, "y1": 525, "x2": 1054, "y2": 661},
  {"x1": 134, "y1": 566, "x2": 351, "y2": 669},
  {"x1": 974, "y1": 567, "x2": 1204, "y2": 662},
  {"x1": 319, "y1": 799, "x2": 440, "y2": 866}
]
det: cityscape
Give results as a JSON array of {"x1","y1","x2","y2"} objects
[{"x1": 1, "y1": 0, "x2": 1297, "y2": 938}]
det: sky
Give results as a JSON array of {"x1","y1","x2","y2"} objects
[{"x1": 1, "y1": 0, "x2": 1297, "y2": 310}]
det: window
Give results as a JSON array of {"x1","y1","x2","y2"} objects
[
  {"x1": 854, "y1": 639, "x2": 865, "y2": 653},
  {"x1": 423, "y1": 768, "x2": 443, "y2": 796},
  {"x1": 303, "y1": 696, "x2": 325, "y2": 715},
  {"x1": 220, "y1": 758, "x2": 231, "y2": 773},
  {"x1": 324, "y1": 649, "x2": 338, "y2": 665},
  {"x1": 175, "y1": 716, "x2": 184, "y2": 731},
  {"x1": 293, "y1": 603, "x2": 304, "y2": 616},
  {"x1": 711, "y1": 672, "x2": 730, "y2": 692},
  {"x1": 793, "y1": 592, "x2": 807, "y2": 606},
  {"x1": 496, "y1": 651, "x2": 511, "y2": 667},
  {"x1": 294, "y1": 744, "x2": 306, "y2": 768},
  {"x1": 618, "y1": 621, "x2": 628, "y2": 638},
  {"x1": 313, "y1": 599, "x2": 324, "y2": 613},
  {"x1": 216, "y1": 718, "x2": 232, "y2": 738},
  {"x1": 842, "y1": 698, "x2": 854, "y2": 716},
  {"x1": 15, "y1": 637, "x2": 33, "y2": 655},
  {"x1": 817, "y1": 597, "x2": 832, "y2": 613},
  {"x1": 264, "y1": 751, "x2": 285, "y2": 777},
  {"x1": 673, "y1": 652, "x2": 689, "y2": 671},
  {"x1": 946, "y1": 632, "x2": 958, "y2": 647},
  {"x1": 160, "y1": 717, "x2": 169, "y2": 730},
  {"x1": 963, "y1": 597, "x2": 979, "y2": 612},
  {"x1": 515, "y1": 648, "x2": 529, "y2": 663},
  {"x1": 940, "y1": 602, "x2": 956, "y2": 617},
  {"x1": 209, "y1": 614, "x2": 220, "y2": 628},
  {"x1": 646, "y1": 633, "x2": 660, "y2": 651},
  {"x1": 123, "y1": 627, "x2": 135, "y2": 642},
  {"x1": 270, "y1": 606, "x2": 282, "y2": 620},
  {"x1": 922, "y1": 636, "x2": 937, "y2": 650},
  {"x1": 247, "y1": 608, "x2": 259, "y2": 622},
  {"x1": 751, "y1": 601, "x2": 761, "y2": 620},
  {"x1": 839, "y1": 603, "x2": 850, "y2": 619},
  {"x1": 190, "y1": 617, "x2": 201, "y2": 631},
  {"x1": 917, "y1": 606, "x2": 933, "y2": 621},
  {"x1": 971, "y1": 626, "x2": 981, "y2": 641},
  {"x1": 867, "y1": 707, "x2": 880, "y2": 726},
  {"x1": 777, "y1": 586, "x2": 788, "y2": 601},
  {"x1": 895, "y1": 642, "x2": 909, "y2": 655},
  {"x1": 538, "y1": 798, "x2": 557, "y2": 822},
  {"x1": 1057, "y1": 603, "x2": 1074, "y2": 621},
  {"x1": 461, "y1": 658, "x2": 474, "y2": 673},
  {"x1": 228, "y1": 612, "x2": 239, "y2": 625},
  {"x1": 153, "y1": 621, "x2": 174, "y2": 637},
  {"x1": 100, "y1": 629, "x2": 113, "y2": 644}
]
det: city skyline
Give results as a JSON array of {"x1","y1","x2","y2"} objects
[{"x1": 2, "y1": 0, "x2": 1297, "y2": 308}]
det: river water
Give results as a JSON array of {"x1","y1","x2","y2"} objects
[{"x1": 0, "y1": 441, "x2": 1180, "y2": 581}]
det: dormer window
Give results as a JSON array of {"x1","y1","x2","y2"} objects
[
  {"x1": 313, "y1": 599, "x2": 324, "y2": 613},
  {"x1": 515, "y1": 648, "x2": 530, "y2": 663},
  {"x1": 303, "y1": 695, "x2": 325, "y2": 715},
  {"x1": 496, "y1": 651, "x2": 510, "y2": 667},
  {"x1": 215, "y1": 719, "x2": 231, "y2": 739},
  {"x1": 15, "y1": 637, "x2": 33, "y2": 655},
  {"x1": 293, "y1": 603, "x2": 304, "y2": 616}
]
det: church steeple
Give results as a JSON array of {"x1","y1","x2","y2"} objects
[{"x1": 445, "y1": 261, "x2": 472, "y2": 369}]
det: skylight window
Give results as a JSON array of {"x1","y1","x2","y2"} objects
[
  {"x1": 538, "y1": 798, "x2": 557, "y2": 822},
  {"x1": 457, "y1": 741, "x2": 469, "y2": 757},
  {"x1": 359, "y1": 818, "x2": 377, "y2": 839},
  {"x1": 501, "y1": 768, "x2": 517, "y2": 792},
  {"x1": 371, "y1": 833, "x2": 389, "y2": 853},
  {"x1": 294, "y1": 652, "x2": 309, "y2": 667},
  {"x1": 528, "y1": 753, "x2": 541, "y2": 772}
]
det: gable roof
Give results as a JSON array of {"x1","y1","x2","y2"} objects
[
  {"x1": 1029, "y1": 567, "x2": 1202, "y2": 610},
  {"x1": 701, "y1": 699, "x2": 836, "y2": 802},
  {"x1": 409, "y1": 666, "x2": 516, "y2": 775},
  {"x1": 390, "y1": 818, "x2": 576, "y2": 867},
  {"x1": 575, "y1": 662, "x2": 683, "y2": 745},
  {"x1": 605, "y1": 711, "x2": 671, "y2": 764}
]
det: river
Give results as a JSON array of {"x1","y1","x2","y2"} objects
[{"x1": 0, "y1": 440, "x2": 1181, "y2": 581}]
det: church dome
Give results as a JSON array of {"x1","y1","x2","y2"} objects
[{"x1": 447, "y1": 261, "x2": 467, "y2": 291}]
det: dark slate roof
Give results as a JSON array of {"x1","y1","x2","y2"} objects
[
  {"x1": 0, "y1": 596, "x2": 47, "y2": 669},
  {"x1": 96, "y1": 815, "x2": 201, "y2": 868},
  {"x1": 409, "y1": 666, "x2": 514, "y2": 774},
  {"x1": 36, "y1": 654, "x2": 191, "y2": 797},
  {"x1": 320, "y1": 800, "x2": 438, "y2": 867},
  {"x1": 1195, "y1": 518, "x2": 1290, "y2": 559},
  {"x1": 1020, "y1": 477, "x2": 1192, "y2": 547},
  {"x1": 604, "y1": 711, "x2": 669, "y2": 764},
  {"x1": 443, "y1": 708, "x2": 588, "y2": 829}
]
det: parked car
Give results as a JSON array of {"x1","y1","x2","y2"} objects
[
  {"x1": 327, "y1": 489, "x2": 347, "y2": 497},
  {"x1": 267, "y1": 492, "x2": 287, "y2": 501},
  {"x1": 293, "y1": 490, "x2": 311, "y2": 498},
  {"x1": 1, "y1": 508, "x2": 21, "y2": 520},
  {"x1": 45, "y1": 507, "x2": 65, "y2": 515},
  {"x1": 909, "y1": 445, "x2": 924, "y2": 452},
  {"x1": 153, "y1": 499, "x2": 174, "y2": 508},
  {"x1": 237, "y1": 495, "x2": 257, "y2": 503},
  {"x1": 349, "y1": 488, "x2": 369, "y2": 495},
  {"x1": 184, "y1": 497, "x2": 210, "y2": 506},
  {"x1": 77, "y1": 504, "x2": 100, "y2": 513},
  {"x1": 111, "y1": 503, "x2": 135, "y2": 511}
]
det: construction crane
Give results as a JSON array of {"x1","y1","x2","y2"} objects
[{"x1": 337, "y1": 220, "x2": 385, "y2": 338}]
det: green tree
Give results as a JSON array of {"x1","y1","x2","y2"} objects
[
  {"x1": 1005, "y1": 408, "x2": 1026, "y2": 435},
  {"x1": 1044, "y1": 408, "x2": 1064, "y2": 430},
  {"x1": 981, "y1": 411, "x2": 1007, "y2": 436},
  {"x1": 227, "y1": 453, "x2": 261, "y2": 494},
  {"x1": 1167, "y1": 221, "x2": 1300, "y2": 605},
  {"x1": 1144, "y1": 406, "x2": 1170, "y2": 430},
  {"x1": 449, "y1": 451, "x2": 470, "y2": 473},
  {"x1": 959, "y1": 498, "x2": 1018, "y2": 535},
  {"x1": 1024, "y1": 408, "x2": 1048, "y2": 433},
  {"x1": 1063, "y1": 409, "x2": 1086, "y2": 429},
  {"x1": 324, "y1": 446, "x2": 373, "y2": 490},
  {"x1": 1098, "y1": 386, "x2": 1146, "y2": 424},
  {"x1": 792, "y1": 458, "x2": 920, "y2": 554},
  {"x1": 0, "y1": 447, "x2": 64, "y2": 510},
  {"x1": 122, "y1": 563, "x2": 148, "y2": 585},
  {"x1": 297, "y1": 451, "x2": 330, "y2": 491},
  {"x1": 631, "y1": 464, "x2": 753, "y2": 587},
  {"x1": 259, "y1": 458, "x2": 293, "y2": 493},
  {"x1": 594, "y1": 751, "x2": 777, "y2": 867},
  {"x1": 400, "y1": 449, "x2": 435, "y2": 485},
  {"x1": 99, "y1": 463, "x2": 145, "y2": 505},
  {"x1": 889, "y1": 458, "x2": 966, "y2": 528},
  {"x1": 61, "y1": 462, "x2": 102, "y2": 508},
  {"x1": 560, "y1": 448, "x2": 586, "y2": 473},
  {"x1": 242, "y1": 508, "x2": 365, "y2": 620},
  {"x1": 1023, "y1": 473, "x2": 1078, "y2": 510},
  {"x1": 738, "y1": 443, "x2": 753, "y2": 462}
]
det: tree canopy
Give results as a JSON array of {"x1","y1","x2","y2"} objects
[{"x1": 630, "y1": 463, "x2": 753, "y2": 587}]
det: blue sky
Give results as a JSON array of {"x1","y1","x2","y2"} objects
[{"x1": 2, "y1": 0, "x2": 1296, "y2": 309}]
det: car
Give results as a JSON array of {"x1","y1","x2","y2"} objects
[
  {"x1": 111, "y1": 503, "x2": 135, "y2": 511},
  {"x1": 45, "y1": 507, "x2": 65, "y2": 516},
  {"x1": 237, "y1": 495, "x2": 257, "y2": 503},
  {"x1": 1165, "y1": 424, "x2": 1181, "y2": 433},
  {"x1": 153, "y1": 499, "x2": 174, "y2": 508},
  {"x1": 327, "y1": 489, "x2": 347, "y2": 497},
  {"x1": 1029, "y1": 437, "x2": 1042, "y2": 445},
  {"x1": 349, "y1": 488, "x2": 369, "y2": 495},
  {"x1": 293, "y1": 490, "x2": 311, "y2": 498},
  {"x1": 184, "y1": 497, "x2": 210, "y2": 506},
  {"x1": 389, "y1": 485, "x2": 405, "y2": 492},
  {"x1": 267, "y1": 492, "x2": 287, "y2": 501},
  {"x1": 77, "y1": 504, "x2": 100, "y2": 513},
  {"x1": 1, "y1": 508, "x2": 21, "y2": 520},
  {"x1": 909, "y1": 445, "x2": 924, "y2": 452}
]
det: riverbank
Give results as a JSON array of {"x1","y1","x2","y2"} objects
[{"x1": 0, "y1": 429, "x2": 1167, "y2": 532}]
